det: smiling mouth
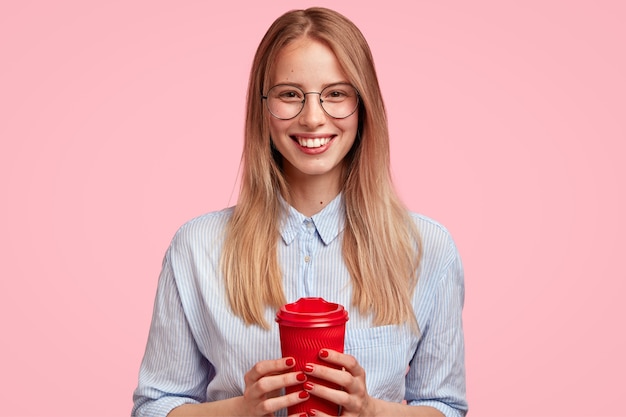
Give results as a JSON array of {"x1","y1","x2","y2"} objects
[{"x1": 292, "y1": 136, "x2": 333, "y2": 148}]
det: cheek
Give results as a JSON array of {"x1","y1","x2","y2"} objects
[
  {"x1": 338, "y1": 114, "x2": 359, "y2": 135},
  {"x1": 268, "y1": 117, "x2": 285, "y2": 139}
]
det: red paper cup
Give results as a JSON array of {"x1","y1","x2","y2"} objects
[{"x1": 276, "y1": 297, "x2": 349, "y2": 416}]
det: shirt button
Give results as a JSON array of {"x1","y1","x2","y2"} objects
[{"x1": 304, "y1": 256, "x2": 311, "y2": 263}]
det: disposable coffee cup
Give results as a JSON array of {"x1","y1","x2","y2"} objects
[{"x1": 276, "y1": 297, "x2": 349, "y2": 416}]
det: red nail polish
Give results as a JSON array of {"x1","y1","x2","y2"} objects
[
  {"x1": 304, "y1": 364, "x2": 314, "y2": 373},
  {"x1": 296, "y1": 372, "x2": 306, "y2": 382},
  {"x1": 320, "y1": 349, "x2": 329, "y2": 358},
  {"x1": 308, "y1": 410, "x2": 317, "y2": 416},
  {"x1": 299, "y1": 413, "x2": 307, "y2": 417},
  {"x1": 285, "y1": 358, "x2": 295, "y2": 367},
  {"x1": 304, "y1": 381, "x2": 314, "y2": 391},
  {"x1": 298, "y1": 391, "x2": 309, "y2": 399}
]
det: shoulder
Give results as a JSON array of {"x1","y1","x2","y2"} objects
[
  {"x1": 408, "y1": 212, "x2": 462, "y2": 278},
  {"x1": 409, "y1": 212, "x2": 457, "y2": 252},
  {"x1": 169, "y1": 207, "x2": 235, "y2": 252}
]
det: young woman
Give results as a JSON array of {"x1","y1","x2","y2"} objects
[{"x1": 132, "y1": 7, "x2": 467, "y2": 417}]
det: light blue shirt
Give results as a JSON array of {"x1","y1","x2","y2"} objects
[{"x1": 132, "y1": 195, "x2": 467, "y2": 417}]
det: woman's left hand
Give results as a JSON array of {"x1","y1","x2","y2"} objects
[{"x1": 302, "y1": 349, "x2": 377, "y2": 417}]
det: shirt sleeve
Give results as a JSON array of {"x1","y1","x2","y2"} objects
[
  {"x1": 405, "y1": 238, "x2": 468, "y2": 417},
  {"x1": 131, "y1": 244, "x2": 214, "y2": 417}
]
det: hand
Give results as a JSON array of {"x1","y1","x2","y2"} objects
[
  {"x1": 302, "y1": 349, "x2": 375, "y2": 417},
  {"x1": 241, "y1": 357, "x2": 311, "y2": 417}
]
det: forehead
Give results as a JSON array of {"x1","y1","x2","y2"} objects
[{"x1": 270, "y1": 38, "x2": 348, "y2": 87}]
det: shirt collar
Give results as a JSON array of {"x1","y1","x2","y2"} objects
[{"x1": 279, "y1": 193, "x2": 345, "y2": 246}]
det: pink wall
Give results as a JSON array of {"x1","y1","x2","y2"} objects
[{"x1": 1, "y1": 1, "x2": 624, "y2": 416}]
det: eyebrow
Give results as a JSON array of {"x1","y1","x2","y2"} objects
[{"x1": 273, "y1": 81, "x2": 350, "y2": 90}]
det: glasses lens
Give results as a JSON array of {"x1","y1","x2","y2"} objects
[
  {"x1": 320, "y1": 84, "x2": 359, "y2": 119},
  {"x1": 266, "y1": 85, "x2": 305, "y2": 120},
  {"x1": 264, "y1": 83, "x2": 359, "y2": 120}
]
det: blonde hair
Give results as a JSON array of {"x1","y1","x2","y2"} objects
[{"x1": 221, "y1": 7, "x2": 421, "y2": 328}]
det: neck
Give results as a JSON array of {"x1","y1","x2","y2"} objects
[{"x1": 284, "y1": 173, "x2": 342, "y2": 217}]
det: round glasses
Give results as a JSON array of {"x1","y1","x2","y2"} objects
[{"x1": 262, "y1": 83, "x2": 360, "y2": 120}]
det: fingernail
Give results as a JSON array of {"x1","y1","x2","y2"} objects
[
  {"x1": 299, "y1": 414, "x2": 307, "y2": 417},
  {"x1": 285, "y1": 358, "x2": 295, "y2": 367},
  {"x1": 298, "y1": 391, "x2": 309, "y2": 399},
  {"x1": 319, "y1": 349, "x2": 329, "y2": 358},
  {"x1": 296, "y1": 372, "x2": 306, "y2": 382},
  {"x1": 304, "y1": 381, "x2": 314, "y2": 391},
  {"x1": 308, "y1": 410, "x2": 317, "y2": 416},
  {"x1": 304, "y1": 364, "x2": 314, "y2": 373}
]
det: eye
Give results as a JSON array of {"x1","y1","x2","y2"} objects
[
  {"x1": 323, "y1": 87, "x2": 350, "y2": 102},
  {"x1": 280, "y1": 90, "x2": 299, "y2": 99},
  {"x1": 271, "y1": 86, "x2": 304, "y2": 101}
]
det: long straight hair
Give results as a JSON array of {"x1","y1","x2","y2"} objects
[{"x1": 221, "y1": 7, "x2": 421, "y2": 329}]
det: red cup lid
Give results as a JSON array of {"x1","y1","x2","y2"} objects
[{"x1": 276, "y1": 297, "x2": 348, "y2": 328}]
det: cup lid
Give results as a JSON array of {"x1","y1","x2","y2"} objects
[{"x1": 276, "y1": 297, "x2": 348, "y2": 328}]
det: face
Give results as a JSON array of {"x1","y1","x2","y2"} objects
[{"x1": 267, "y1": 38, "x2": 358, "y2": 189}]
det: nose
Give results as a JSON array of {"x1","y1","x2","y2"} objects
[{"x1": 299, "y1": 92, "x2": 326, "y2": 127}]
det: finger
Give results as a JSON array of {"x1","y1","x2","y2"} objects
[
  {"x1": 259, "y1": 389, "x2": 309, "y2": 416},
  {"x1": 304, "y1": 379, "x2": 350, "y2": 402},
  {"x1": 318, "y1": 349, "x2": 364, "y2": 378},
  {"x1": 244, "y1": 357, "x2": 296, "y2": 385},
  {"x1": 304, "y1": 381, "x2": 368, "y2": 415},
  {"x1": 303, "y1": 362, "x2": 353, "y2": 389},
  {"x1": 249, "y1": 371, "x2": 308, "y2": 400},
  {"x1": 299, "y1": 408, "x2": 334, "y2": 417}
]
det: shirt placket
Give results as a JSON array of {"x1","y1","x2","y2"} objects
[{"x1": 302, "y1": 219, "x2": 317, "y2": 296}]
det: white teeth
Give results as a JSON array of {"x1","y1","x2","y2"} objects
[{"x1": 297, "y1": 137, "x2": 331, "y2": 148}]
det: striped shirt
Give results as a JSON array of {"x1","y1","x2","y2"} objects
[{"x1": 132, "y1": 195, "x2": 467, "y2": 416}]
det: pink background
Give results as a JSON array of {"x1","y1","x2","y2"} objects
[{"x1": 1, "y1": 1, "x2": 624, "y2": 416}]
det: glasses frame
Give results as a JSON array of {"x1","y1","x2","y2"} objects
[{"x1": 262, "y1": 83, "x2": 360, "y2": 120}]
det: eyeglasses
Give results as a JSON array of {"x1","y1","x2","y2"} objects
[{"x1": 262, "y1": 83, "x2": 360, "y2": 120}]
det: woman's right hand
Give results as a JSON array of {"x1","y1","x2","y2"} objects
[{"x1": 240, "y1": 357, "x2": 310, "y2": 417}]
